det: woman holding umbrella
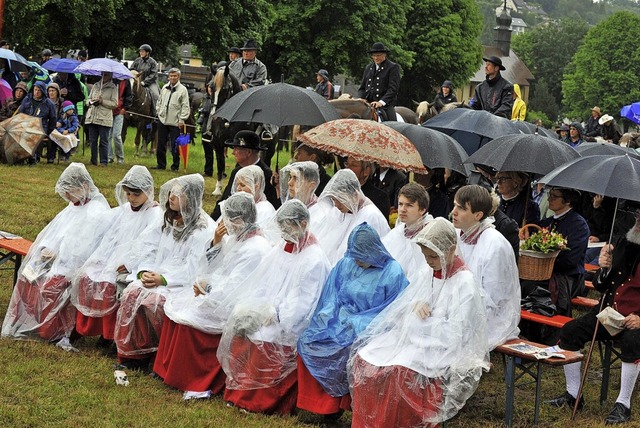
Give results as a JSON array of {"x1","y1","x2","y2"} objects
[{"x1": 496, "y1": 171, "x2": 540, "y2": 226}]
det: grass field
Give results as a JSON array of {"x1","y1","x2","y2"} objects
[{"x1": 0, "y1": 131, "x2": 634, "y2": 427}]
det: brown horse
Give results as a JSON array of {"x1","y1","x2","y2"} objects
[
  {"x1": 416, "y1": 100, "x2": 466, "y2": 124},
  {"x1": 127, "y1": 70, "x2": 157, "y2": 156},
  {"x1": 329, "y1": 96, "x2": 418, "y2": 123}
]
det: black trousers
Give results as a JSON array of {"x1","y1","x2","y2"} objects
[{"x1": 156, "y1": 122, "x2": 180, "y2": 170}]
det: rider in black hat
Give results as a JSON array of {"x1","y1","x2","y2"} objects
[
  {"x1": 228, "y1": 47, "x2": 241, "y2": 62},
  {"x1": 471, "y1": 55, "x2": 514, "y2": 119},
  {"x1": 228, "y1": 39, "x2": 268, "y2": 91},
  {"x1": 357, "y1": 42, "x2": 401, "y2": 122}
]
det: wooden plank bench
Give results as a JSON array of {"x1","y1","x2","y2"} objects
[
  {"x1": 495, "y1": 338, "x2": 584, "y2": 427},
  {"x1": 0, "y1": 237, "x2": 33, "y2": 284},
  {"x1": 571, "y1": 296, "x2": 599, "y2": 309},
  {"x1": 520, "y1": 309, "x2": 573, "y2": 329}
]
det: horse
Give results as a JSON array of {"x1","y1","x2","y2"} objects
[
  {"x1": 127, "y1": 70, "x2": 157, "y2": 156},
  {"x1": 329, "y1": 96, "x2": 418, "y2": 123},
  {"x1": 416, "y1": 100, "x2": 466, "y2": 124}
]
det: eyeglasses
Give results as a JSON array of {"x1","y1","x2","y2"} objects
[
  {"x1": 496, "y1": 177, "x2": 513, "y2": 183},
  {"x1": 547, "y1": 193, "x2": 563, "y2": 200}
]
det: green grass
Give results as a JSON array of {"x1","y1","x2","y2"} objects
[{"x1": 0, "y1": 131, "x2": 632, "y2": 427}]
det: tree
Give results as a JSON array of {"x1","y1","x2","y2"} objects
[
  {"x1": 528, "y1": 78, "x2": 558, "y2": 122},
  {"x1": 562, "y1": 11, "x2": 640, "y2": 119}
]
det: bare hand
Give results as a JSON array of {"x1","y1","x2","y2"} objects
[
  {"x1": 63, "y1": 130, "x2": 69, "y2": 135},
  {"x1": 141, "y1": 271, "x2": 162, "y2": 287},
  {"x1": 593, "y1": 194, "x2": 603, "y2": 209},
  {"x1": 40, "y1": 248, "x2": 56, "y2": 261},
  {"x1": 589, "y1": 236, "x2": 600, "y2": 243},
  {"x1": 599, "y1": 244, "x2": 614, "y2": 269},
  {"x1": 413, "y1": 302, "x2": 432, "y2": 320},
  {"x1": 623, "y1": 314, "x2": 640, "y2": 330},
  {"x1": 193, "y1": 281, "x2": 207, "y2": 296},
  {"x1": 213, "y1": 222, "x2": 228, "y2": 246},
  {"x1": 116, "y1": 264, "x2": 129, "y2": 273},
  {"x1": 371, "y1": 101, "x2": 382, "y2": 109}
]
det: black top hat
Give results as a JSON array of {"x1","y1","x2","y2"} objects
[
  {"x1": 225, "y1": 130, "x2": 266, "y2": 151},
  {"x1": 483, "y1": 56, "x2": 506, "y2": 71},
  {"x1": 240, "y1": 39, "x2": 259, "y2": 51},
  {"x1": 228, "y1": 47, "x2": 241, "y2": 54},
  {"x1": 368, "y1": 42, "x2": 390, "y2": 53}
]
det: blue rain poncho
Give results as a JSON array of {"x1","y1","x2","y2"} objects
[{"x1": 297, "y1": 222, "x2": 409, "y2": 397}]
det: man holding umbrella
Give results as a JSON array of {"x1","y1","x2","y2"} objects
[
  {"x1": 546, "y1": 202, "x2": 640, "y2": 425},
  {"x1": 154, "y1": 68, "x2": 190, "y2": 171},
  {"x1": 471, "y1": 56, "x2": 513, "y2": 119},
  {"x1": 357, "y1": 42, "x2": 400, "y2": 122}
]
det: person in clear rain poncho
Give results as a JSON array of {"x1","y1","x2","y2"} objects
[
  {"x1": 297, "y1": 222, "x2": 408, "y2": 417},
  {"x1": 70, "y1": 166, "x2": 162, "y2": 345},
  {"x1": 113, "y1": 174, "x2": 215, "y2": 371},
  {"x1": 224, "y1": 165, "x2": 276, "y2": 227},
  {"x1": 279, "y1": 161, "x2": 323, "y2": 227},
  {"x1": 382, "y1": 183, "x2": 434, "y2": 285},
  {"x1": 153, "y1": 192, "x2": 272, "y2": 400},
  {"x1": 311, "y1": 169, "x2": 390, "y2": 265},
  {"x1": 217, "y1": 200, "x2": 331, "y2": 414},
  {"x1": 2, "y1": 163, "x2": 111, "y2": 346},
  {"x1": 348, "y1": 217, "x2": 489, "y2": 428}
]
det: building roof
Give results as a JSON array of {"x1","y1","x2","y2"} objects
[
  {"x1": 470, "y1": 46, "x2": 535, "y2": 86},
  {"x1": 511, "y1": 17, "x2": 527, "y2": 28}
]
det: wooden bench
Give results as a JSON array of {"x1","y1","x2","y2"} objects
[
  {"x1": 571, "y1": 296, "x2": 599, "y2": 309},
  {"x1": 0, "y1": 237, "x2": 33, "y2": 284},
  {"x1": 520, "y1": 309, "x2": 573, "y2": 329},
  {"x1": 495, "y1": 338, "x2": 584, "y2": 427}
]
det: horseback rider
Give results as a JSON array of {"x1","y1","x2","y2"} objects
[
  {"x1": 130, "y1": 44, "x2": 159, "y2": 114},
  {"x1": 357, "y1": 42, "x2": 401, "y2": 122},
  {"x1": 228, "y1": 39, "x2": 267, "y2": 91}
]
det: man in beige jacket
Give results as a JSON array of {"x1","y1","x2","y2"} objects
[
  {"x1": 154, "y1": 68, "x2": 190, "y2": 171},
  {"x1": 85, "y1": 71, "x2": 118, "y2": 166}
]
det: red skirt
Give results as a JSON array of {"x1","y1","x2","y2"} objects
[
  {"x1": 296, "y1": 355, "x2": 351, "y2": 415},
  {"x1": 75, "y1": 275, "x2": 118, "y2": 315},
  {"x1": 153, "y1": 317, "x2": 226, "y2": 394},
  {"x1": 75, "y1": 311, "x2": 118, "y2": 339},
  {"x1": 13, "y1": 274, "x2": 76, "y2": 341},
  {"x1": 115, "y1": 287, "x2": 165, "y2": 356},
  {"x1": 351, "y1": 356, "x2": 442, "y2": 428},
  {"x1": 222, "y1": 336, "x2": 298, "y2": 415}
]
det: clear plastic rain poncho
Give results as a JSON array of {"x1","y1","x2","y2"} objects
[
  {"x1": 297, "y1": 222, "x2": 408, "y2": 397},
  {"x1": 311, "y1": 169, "x2": 390, "y2": 265},
  {"x1": 70, "y1": 166, "x2": 162, "y2": 318},
  {"x1": 217, "y1": 200, "x2": 331, "y2": 390},
  {"x1": 348, "y1": 218, "x2": 490, "y2": 427},
  {"x1": 163, "y1": 192, "x2": 272, "y2": 334},
  {"x1": 279, "y1": 161, "x2": 320, "y2": 206},
  {"x1": 456, "y1": 219, "x2": 521, "y2": 350},
  {"x1": 382, "y1": 212, "x2": 434, "y2": 285},
  {"x1": 229, "y1": 165, "x2": 276, "y2": 226},
  {"x1": 114, "y1": 174, "x2": 215, "y2": 356},
  {"x1": 2, "y1": 163, "x2": 111, "y2": 341}
]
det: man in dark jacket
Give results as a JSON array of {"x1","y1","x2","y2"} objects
[
  {"x1": 346, "y1": 157, "x2": 390, "y2": 220},
  {"x1": 471, "y1": 56, "x2": 513, "y2": 118},
  {"x1": 546, "y1": 203, "x2": 640, "y2": 425},
  {"x1": 599, "y1": 114, "x2": 622, "y2": 145},
  {"x1": 357, "y1": 42, "x2": 400, "y2": 122},
  {"x1": 210, "y1": 130, "x2": 279, "y2": 220},
  {"x1": 53, "y1": 72, "x2": 85, "y2": 106},
  {"x1": 584, "y1": 106, "x2": 602, "y2": 140}
]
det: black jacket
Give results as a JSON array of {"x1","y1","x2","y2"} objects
[
  {"x1": 433, "y1": 92, "x2": 458, "y2": 113},
  {"x1": 357, "y1": 58, "x2": 400, "y2": 121},
  {"x1": 472, "y1": 72, "x2": 513, "y2": 118},
  {"x1": 361, "y1": 179, "x2": 390, "y2": 220}
]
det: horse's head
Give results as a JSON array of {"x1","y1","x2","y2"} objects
[
  {"x1": 416, "y1": 101, "x2": 436, "y2": 124},
  {"x1": 211, "y1": 66, "x2": 241, "y2": 112}
]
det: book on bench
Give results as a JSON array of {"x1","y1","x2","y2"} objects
[{"x1": 502, "y1": 342, "x2": 566, "y2": 360}]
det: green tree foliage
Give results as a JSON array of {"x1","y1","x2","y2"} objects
[
  {"x1": 562, "y1": 11, "x2": 640, "y2": 119},
  {"x1": 528, "y1": 78, "x2": 558, "y2": 122},
  {"x1": 511, "y1": 18, "x2": 588, "y2": 110}
]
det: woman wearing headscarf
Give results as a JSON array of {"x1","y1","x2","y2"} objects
[
  {"x1": 2, "y1": 163, "x2": 111, "y2": 345},
  {"x1": 349, "y1": 218, "x2": 489, "y2": 428},
  {"x1": 70, "y1": 166, "x2": 161, "y2": 345},
  {"x1": 114, "y1": 174, "x2": 215, "y2": 371},
  {"x1": 311, "y1": 169, "x2": 390, "y2": 265},
  {"x1": 297, "y1": 223, "x2": 409, "y2": 417},
  {"x1": 217, "y1": 200, "x2": 331, "y2": 414},
  {"x1": 511, "y1": 83, "x2": 526, "y2": 121},
  {"x1": 153, "y1": 192, "x2": 272, "y2": 400}
]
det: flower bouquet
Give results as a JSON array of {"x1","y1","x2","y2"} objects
[{"x1": 518, "y1": 224, "x2": 568, "y2": 280}]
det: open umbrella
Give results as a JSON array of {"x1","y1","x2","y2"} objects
[
  {"x1": 0, "y1": 114, "x2": 46, "y2": 164},
  {"x1": 214, "y1": 82, "x2": 341, "y2": 127},
  {"x1": 74, "y1": 58, "x2": 132, "y2": 80},
  {"x1": 466, "y1": 133, "x2": 580, "y2": 176},
  {"x1": 0, "y1": 48, "x2": 31, "y2": 72},
  {"x1": 0, "y1": 78, "x2": 12, "y2": 105},
  {"x1": 620, "y1": 103, "x2": 640, "y2": 125},
  {"x1": 510, "y1": 120, "x2": 558, "y2": 139},
  {"x1": 576, "y1": 141, "x2": 640, "y2": 159},
  {"x1": 42, "y1": 58, "x2": 81, "y2": 73},
  {"x1": 423, "y1": 108, "x2": 522, "y2": 155},
  {"x1": 384, "y1": 121, "x2": 470, "y2": 175},
  {"x1": 298, "y1": 119, "x2": 426, "y2": 173}
]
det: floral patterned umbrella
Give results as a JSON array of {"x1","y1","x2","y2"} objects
[
  {"x1": 298, "y1": 118, "x2": 427, "y2": 173},
  {"x1": 0, "y1": 114, "x2": 46, "y2": 164}
]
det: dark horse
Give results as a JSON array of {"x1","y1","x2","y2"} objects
[
  {"x1": 329, "y1": 96, "x2": 419, "y2": 124},
  {"x1": 127, "y1": 70, "x2": 157, "y2": 156}
]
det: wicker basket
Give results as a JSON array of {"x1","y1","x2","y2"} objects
[{"x1": 518, "y1": 224, "x2": 559, "y2": 281}]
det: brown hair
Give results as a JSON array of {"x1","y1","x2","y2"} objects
[
  {"x1": 455, "y1": 184, "x2": 492, "y2": 220},
  {"x1": 398, "y1": 182, "x2": 430, "y2": 211}
]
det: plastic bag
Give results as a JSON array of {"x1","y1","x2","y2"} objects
[{"x1": 521, "y1": 286, "x2": 557, "y2": 317}]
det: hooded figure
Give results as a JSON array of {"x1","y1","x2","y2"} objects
[
  {"x1": 17, "y1": 80, "x2": 57, "y2": 134},
  {"x1": 565, "y1": 122, "x2": 585, "y2": 148},
  {"x1": 70, "y1": 166, "x2": 162, "y2": 340},
  {"x1": 511, "y1": 83, "x2": 526, "y2": 121},
  {"x1": 0, "y1": 81, "x2": 28, "y2": 120},
  {"x1": 114, "y1": 174, "x2": 215, "y2": 371},
  {"x1": 228, "y1": 165, "x2": 276, "y2": 226},
  {"x1": 2, "y1": 163, "x2": 111, "y2": 343},
  {"x1": 217, "y1": 200, "x2": 331, "y2": 414},
  {"x1": 297, "y1": 222, "x2": 409, "y2": 415},
  {"x1": 433, "y1": 80, "x2": 457, "y2": 113},
  {"x1": 279, "y1": 161, "x2": 320, "y2": 208},
  {"x1": 349, "y1": 218, "x2": 489, "y2": 427}
]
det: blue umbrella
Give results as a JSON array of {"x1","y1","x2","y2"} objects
[
  {"x1": 620, "y1": 102, "x2": 640, "y2": 125},
  {"x1": 73, "y1": 58, "x2": 132, "y2": 80},
  {"x1": 0, "y1": 48, "x2": 31, "y2": 72},
  {"x1": 42, "y1": 58, "x2": 81, "y2": 73}
]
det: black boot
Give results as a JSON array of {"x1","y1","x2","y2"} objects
[
  {"x1": 605, "y1": 402, "x2": 631, "y2": 424},
  {"x1": 545, "y1": 391, "x2": 585, "y2": 410}
]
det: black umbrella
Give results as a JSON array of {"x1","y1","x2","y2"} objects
[
  {"x1": 213, "y1": 82, "x2": 341, "y2": 127},
  {"x1": 465, "y1": 133, "x2": 580, "y2": 176},
  {"x1": 0, "y1": 48, "x2": 31, "y2": 72},
  {"x1": 576, "y1": 142, "x2": 640, "y2": 159},
  {"x1": 384, "y1": 121, "x2": 470, "y2": 175},
  {"x1": 422, "y1": 108, "x2": 522, "y2": 155},
  {"x1": 511, "y1": 120, "x2": 558, "y2": 139}
]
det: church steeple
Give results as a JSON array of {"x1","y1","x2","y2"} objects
[{"x1": 494, "y1": 0, "x2": 513, "y2": 56}]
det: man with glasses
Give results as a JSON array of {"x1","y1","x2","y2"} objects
[
  {"x1": 357, "y1": 42, "x2": 400, "y2": 122},
  {"x1": 546, "y1": 202, "x2": 640, "y2": 425}
]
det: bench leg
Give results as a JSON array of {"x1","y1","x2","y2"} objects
[
  {"x1": 601, "y1": 341, "x2": 612, "y2": 406},
  {"x1": 13, "y1": 254, "x2": 22, "y2": 286},
  {"x1": 534, "y1": 362, "x2": 542, "y2": 425},
  {"x1": 504, "y1": 355, "x2": 515, "y2": 428}
]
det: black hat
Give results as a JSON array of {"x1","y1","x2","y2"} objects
[
  {"x1": 368, "y1": 42, "x2": 390, "y2": 53},
  {"x1": 240, "y1": 39, "x2": 259, "y2": 51},
  {"x1": 483, "y1": 56, "x2": 506, "y2": 71},
  {"x1": 225, "y1": 130, "x2": 266, "y2": 151},
  {"x1": 228, "y1": 47, "x2": 241, "y2": 54},
  {"x1": 441, "y1": 80, "x2": 453, "y2": 89}
]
